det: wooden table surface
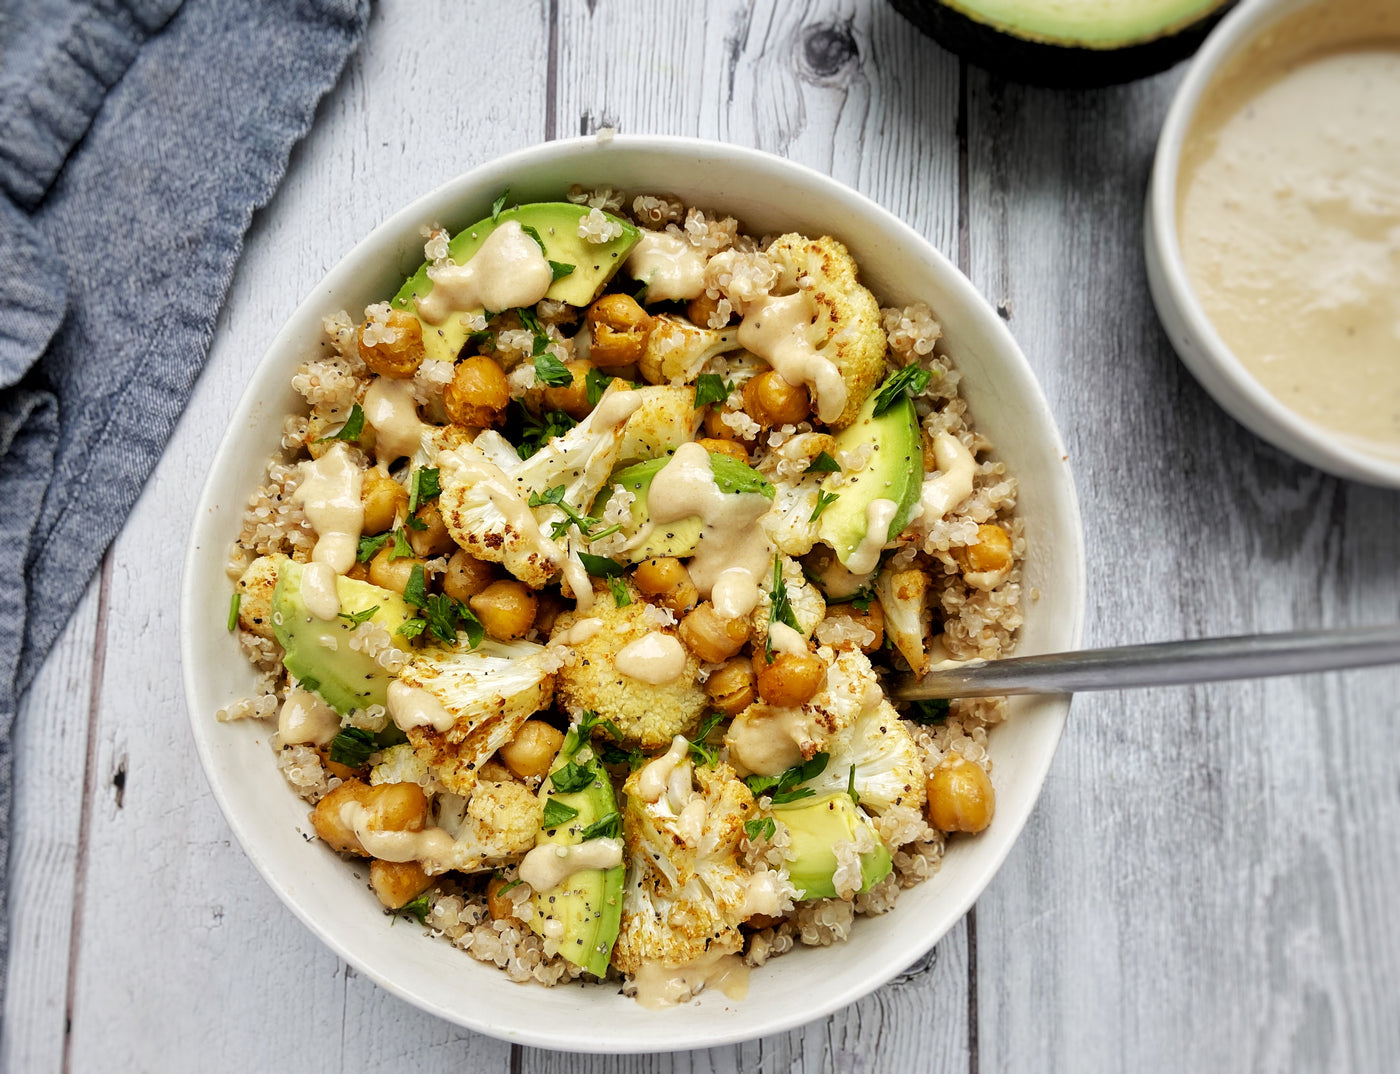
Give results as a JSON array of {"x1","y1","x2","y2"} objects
[{"x1": 7, "y1": 2, "x2": 1398, "y2": 1071}]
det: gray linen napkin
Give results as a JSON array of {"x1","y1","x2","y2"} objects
[{"x1": 0, "y1": 0, "x2": 370, "y2": 999}]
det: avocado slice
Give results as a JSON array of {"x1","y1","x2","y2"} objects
[
  {"x1": 271, "y1": 559, "x2": 414, "y2": 715},
  {"x1": 890, "y1": 0, "x2": 1233, "y2": 88},
  {"x1": 771, "y1": 793, "x2": 892, "y2": 901},
  {"x1": 599, "y1": 452, "x2": 775, "y2": 563},
  {"x1": 391, "y1": 202, "x2": 641, "y2": 364},
  {"x1": 528, "y1": 726, "x2": 625, "y2": 977},
  {"x1": 815, "y1": 388, "x2": 923, "y2": 569}
]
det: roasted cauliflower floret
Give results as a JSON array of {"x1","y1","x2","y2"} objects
[
  {"x1": 416, "y1": 779, "x2": 542, "y2": 874},
  {"x1": 617, "y1": 384, "x2": 704, "y2": 465},
  {"x1": 392, "y1": 639, "x2": 557, "y2": 795},
  {"x1": 552, "y1": 588, "x2": 707, "y2": 748},
  {"x1": 876, "y1": 565, "x2": 933, "y2": 677},
  {"x1": 750, "y1": 555, "x2": 826, "y2": 649},
  {"x1": 790, "y1": 701, "x2": 926, "y2": 815},
  {"x1": 638, "y1": 314, "x2": 743, "y2": 385},
  {"x1": 762, "y1": 234, "x2": 886, "y2": 430},
  {"x1": 235, "y1": 553, "x2": 286, "y2": 639}
]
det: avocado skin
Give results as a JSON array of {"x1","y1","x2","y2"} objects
[{"x1": 889, "y1": 0, "x2": 1234, "y2": 88}]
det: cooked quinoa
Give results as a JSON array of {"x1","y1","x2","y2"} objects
[{"x1": 219, "y1": 185, "x2": 1023, "y2": 1005}]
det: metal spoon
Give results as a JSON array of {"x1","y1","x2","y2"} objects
[{"x1": 889, "y1": 624, "x2": 1400, "y2": 701}]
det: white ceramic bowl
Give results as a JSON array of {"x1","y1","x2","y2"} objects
[
  {"x1": 182, "y1": 136, "x2": 1085, "y2": 1052},
  {"x1": 1145, "y1": 0, "x2": 1400, "y2": 488}
]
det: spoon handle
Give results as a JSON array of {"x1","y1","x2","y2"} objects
[{"x1": 889, "y1": 624, "x2": 1400, "y2": 701}]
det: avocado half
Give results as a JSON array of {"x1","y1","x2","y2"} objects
[{"x1": 889, "y1": 0, "x2": 1235, "y2": 88}]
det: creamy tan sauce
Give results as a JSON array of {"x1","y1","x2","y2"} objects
[
  {"x1": 614, "y1": 631, "x2": 688, "y2": 684},
  {"x1": 642, "y1": 442, "x2": 774, "y2": 619},
  {"x1": 415, "y1": 220, "x2": 553, "y2": 325},
  {"x1": 300, "y1": 562, "x2": 341, "y2": 621},
  {"x1": 918, "y1": 433, "x2": 976, "y2": 523},
  {"x1": 845, "y1": 498, "x2": 898, "y2": 575},
  {"x1": 637, "y1": 735, "x2": 690, "y2": 803},
  {"x1": 363, "y1": 377, "x2": 430, "y2": 463},
  {"x1": 556, "y1": 616, "x2": 604, "y2": 644},
  {"x1": 278, "y1": 685, "x2": 341, "y2": 746},
  {"x1": 1178, "y1": 1, "x2": 1400, "y2": 459},
  {"x1": 341, "y1": 803, "x2": 457, "y2": 864},
  {"x1": 738, "y1": 292, "x2": 847, "y2": 423},
  {"x1": 294, "y1": 442, "x2": 363, "y2": 575},
  {"x1": 725, "y1": 705, "x2": 813, "y2": 777},
  {"x1": 386, "y1": 679, "x2": 457, "y2": 733},
  {"x1": 626, "y1": 231, "x2": 707, "y2": 302},
  {"x1": 631, "y1": 949, "x2": 750, "y2": 1009},
  {"x1": 518, "y1": 837, "x2": 623, "y2": 892},
  {"x1": 765, "y1": 621, "x2": 808, "y2": 655}
]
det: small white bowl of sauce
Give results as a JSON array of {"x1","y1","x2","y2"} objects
[{"x1": 1146, "y1": 0, "x2": 1400, "y2": 486}]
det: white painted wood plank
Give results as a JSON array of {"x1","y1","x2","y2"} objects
[
  {"x1": 2, "y1": 572, "x2": 103, "y2": 1074},
  {"x1": 963, "y1": 65, "x2": 1400, "y2": 1073}
]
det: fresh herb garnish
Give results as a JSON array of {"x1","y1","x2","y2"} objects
[
  {"x1": 466, "y1": 328, "x2": 496, "y2": 352},
  {"x1": 542, "y1": 798, "x2": 580, "y2": 828},
  {"x1": 400, "y1": 892, "x2": 433, "y2": 924},
  {"x1": 600, "y1": 743, "x2": 646, "y2": 769},
  {"x1": 549, "y1": 762, "x2": 596, "y2": 794},
  {"x1": 905, "y1": 698, "x2": 951, "y2": 725},
  {"x1": 809, "y1": 490, "x2": 839, "y2": 522},
  {"x1": 585, "y1": 366, "x2": 615, "y2": 407},
  {"x1": 744, "y1": 752, "x2": 830, "y2": 804},
  {"x1": 804, "y1": 451, "x2": 841, "y2": 474},
  {"x1": 577, "y1": 709, "x2": 626, "y2": 741},
  {"x1": 693, "y1": 373, "x2": 735, "y2": 409},
  {"x1": 578, "y1": 552, "x2": 624, "y2": 577},
  {"x1": 516, "y1": 306, "x2": 555, "y2": 361},
  {"x1": 528, "y1": 485, "x2": 621, "y2": 543},
  {"x1": 329, "y1": 727, "x2": 378, "y2": 768},
  {"x1": 402, "y1": 513, "x2": 427, "y2": 532},
  {"x1": 491, "y1": 188, "x2": 510, "y2": 221},
  {"x1": 227, "y1": 592, "x2": 241, "y2": 632},
  {"x1": 686, "y1": 711, "x2": 725, "y2": 768},
  {"x1": 607, "y1": 575, "x2": 631, "y2": 607},
  {"x1": 871, "y1": 365, "x2": 933, "y2": 416},
  {"x1": 496, "y1": 877, "x2": 523, "y2": 896},
  {"x1": 337, "y1": 605, "x2": 379, "y2": 627},
  {"x1": 514, "y1": 405, "x2": 576, "y2": 458},
  {"x1": 765, "y1": 556, "x2": 802, "y2": 661},
  {"x1": 847, "y1": 763, "x2": 860, "y2": 805},
  {"x1": 313, "y1": 403, "x2": 365, "y2": 443},
  {"x1": 580, "y1": 811, "x2": 622, "y2": 840},
  {"x1": 402, "y1": 564, "x2": 428, "y2": 608},
  {"x1": 389, "y1": 527, "x2": 415, "y2": 560},
  {"x1": 402, "y1": 582, "x2": 484, "y2": 648},
  {"x1": 549, "y1": 260, "x2": 575, "y2": 282},
  {"x1": 534, "y1": 350, "x2": 573, "y2": 388},
  {"x1": 744, "y1": 817, "x2": 777, "y2": 843},
  {"x1": 395, "y1": 618, "x2": 428, "y2": 639},
  {"x1": 407, "y1": 467, "x2": 441, "y2": 514},
  {"x1": 357, "y1": 532, "x2": 392, "y2": 563},
  {"x1": 849, "y1": 586, "x2": 876, "y2": 613}
]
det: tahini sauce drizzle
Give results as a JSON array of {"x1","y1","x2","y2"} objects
[
  {"x1": 294, "y1": 442, "x2": 364, "y2": 609},
  {"x1": 300, "y1": 562, "x2": 341, "y2": 621},
  {"x1": 363, "y1": 377, "x2": 430, "y2": 463},
  {"x1": 614, "y1": 632, "x2": 687, "y2": 684},
  {"x1": 518, "y1": 838, "x2": 623, "y2": 892},
  {"x1": 386, "y1": 680, "x2": 457, "y2": 733},
  {"x1": 625, "y1": 231, "x2": 707, "y2": 302},
  {"x1": 738, "y1": 291, "x2": 847, "y2": 423},
  {"x1": 632, "y1": 949, "x2": 750, "y2": 1009},
  {"x1": 918, "y1": 433, "x2": 976, "y2": 523},
  {"x1": 844, "y1": 498, "x2": 898, "y2": 575},
  {"x1": 415, "y1": 220, "x2": 553, "y2": 325},
  {"x1": 278, "y1": 684, "x2": 341, "y2": 746}
]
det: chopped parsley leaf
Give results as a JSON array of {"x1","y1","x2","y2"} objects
[
  {"x1": 422, "y1": 593, "x2": 484, "y2": 647},
  {"x1": 580, "y1": 811, "x2": 622, "y2": 841},
  {"x1": 693, "y1": 373, "x2": 734, "y2": 409},
  {"x1": 549, "y1": 260, "x2": 575, "y2": 282},
  {"x1": 399, "y1": 892, "x2": 433, "y2": 924},
  {"x1": 329, "y1": 727, "x2": 377, "y2": 768},
  {"x1": 313, "y1": 403, "x2": 365, "y2": 444},
  {"x1": 550, "y1": 762, "x2": 595, "y2": 794},
  {"x1": 514, "y1": 404, "x2": 576, "y2": 459},
  {"x1": 542, "y1": 798, "x2": 580, "y2": 828},
  {"x1": 402, "y1": 513, "x2": 427, "y2": 531},
  {"x1": 584, "y1": 366, "x2": 615, "y2": 407},
  {"x1": 357, "y1": 532, "x2": 392, "y2": 563},
  {"x1": 905, "y1": 697, "x2": 951, "y2": 725},
  {"x1": 765, "y1": 556, "x2": 802, "y2": 661},
  {"x1": 847, "y1": 763, "x2": 860, "y2": 805},
  {"x1": 871, "y1": 365, "x2": 933, "y2": 416},
  {"x1": 227, "y1": 592, "x2": 240, "y2": 632},
  {"x1": 578, "y1": 552, "x2": 624, "y2": 577},
  {"x1": 804, "y1": 451, "x2": 841, "y2": 474},
  {"x1": 337, "y1": 605, "x2": 379, "y2": 627},
  {"x1": 809, "y1": 490, "x2": 839, "y2": 522},
  {"x1": 686, "y1": 711, "x2": 726, "y2": 768},
  {"x1": 534, "y1": 350, "x2": 573, "y2": 388},
  {"x1": 529, "y1": 484, "x2": 617, "y2": 542},
  {"x1": 849, "y1": 586, "x2": 876, "y2": 613},
  {"x1": 744, "y1": 752, "x2": 830, "y2": 804},
  {"x1": 396, "y1": 618, "x2": 427, "y2": 639},
  {"x1": 600, "y1": 743, "x2": 646, "y2": 769},
  {"x1": 606, "y1": 575, "x2": 631, "y2": 607},
  {"x1": 578, "y1": 709, "x2": 626, "y2": 741},
  {"x1": 402, "y1": 564, "x2": 429, "y2": 608},
  {"x1": 744, "y1": 817, "x2": 777, "y2": 843},
  {"x1": 407, "y1": 468, "x2": 440, "y2": 514},
  {"x1": 491, "y1": 188, "x2": 510, "y2": 221},
  {"x1": 497, "y1": 877, "x2": 522, "y2": 896}
]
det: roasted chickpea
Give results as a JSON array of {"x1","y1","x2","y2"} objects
[
  {"x1": 499, "y1": 719, "x2": 565, "y2": 781},
  {"x1": 754, "y1": 650, "x2": 826, "y2": 708},
  {"x1": 320, "y1": 751, "x2": 361, "y2": 782},
  {"x1": 745, "y1": 913, "x2": 783, "y2": 930},
  {"x1": 541, "y1": 358, "x2": 596, "y2": 420},
  {"x1": 696, "y1": 437, "x2": 748, "y2": 463},
  {"x1": 470, "y1": 579, "x2": 538, "y2": 641},
  {"x1": 678, "y1": 601, "x2": 750, "y2": 663},
  {"x1": 704, "y1": 657, "x2": 757, "y2": 716},
  {"x1": 345, "y1": 561, "x2": 370, "y2": 583},
  {"x1": 951, "y1": 524, "x2": 1014, "y2": 584},
  {"x1": 701, "y1": 406, "x2": 752, "y2": 442},
  {"x1": 927, "y1": 755, "x2": 995, "y2": 834},
  {"x1": 358, "y1": 309, "x2": 425, "y2": 378},
  {"x1": 406, "y1": 500, "x2": 455, "y2": 557},
  {"x1": 686, "y1": 292, "x2": 732, "y2": 328},
  {"x1": 369, "y1": 859, "x2": 433, "y2": 910},
  {"x1": 586, "y1": 293, "x2": 653, "y2": 368},
  {"x1": 441, "y1": 549, "x2": 495, "y2": 602},
  {"x1": 444, "y1": 355, "x2": 509, "y2": 427},
  {"x1": 534, "y1": 591, "x2": 569, "y2": 637},
  {"x1": 743, "y1": 369, "x2": 810, "y2": 428},
  {"x1": 311, "y1": 779, "x2": 428, "y2": 856},
  {"x1": 632, "y1": 556, "x2": 699, "y2": 615},
  {"x1": 368, "y1": 545, "x2": 425, "y2": 595},
  {"x1": 487, "y1": 875, "x2": 522, "y2": 921},
  {"x1": 824, "y1": 601, "x2": 885, "y2": 654},
  {"x1": 361, "y1": 469, "x2": 408, "y2": 535}
]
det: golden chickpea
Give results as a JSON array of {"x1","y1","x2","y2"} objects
[
  {"x1": 754, "y1": 650, "x2": 826, "y2": 708},
  {"x1": 951, "y1": 524, "x2": 1014, "y2": 577},
  {"x1": 486, "y1": 875, "x2": 522, "y2": 921},
  {"x1": 406, "y1": 500, "x2": 456, "y2": 558},
  {"x1": 441, "y1": 549, "x2": 495, "y2": 602},
  {"x1": 534, "y1": 590, "x2": 568, "y2": 637},
  {"x1": 311, "y1": 780, "x2": 428, "y2": 856},
  {"x1": 345, "y1": 561, "x2": 370, "y2": 583},
  {"x1": 926, "y1": 756, "x2": 995, "y2": 834},
  {"x1": 369, "y1": 859, "x2": 433, "y2": 910},
  {"x1": 825, "y1": 601, "x2": 885, "y2": 654},
  {"x1": 686, "y1": 292, "x2": 732, "y2": 328},
  {"x1": 470, "y1": 579, "x2": 538, "y2": 641},
  {"x1": 541, "y1": 359, "x2": 596, "y2": 420},
  {"x1": 320, "y1": 751, "x2": 361, "y2": 782},
  {"x1": 586, "y1": 293, "x2": 653, "y2": 368},
  {"x1": 704, "y1": 657, "x2": 756, "y2": 716},
  {"x1": 358, "y1": 309, "x2": 425, "y2": 378},
  {"x1": 368, "y1": 545, "x2": 425, "y2": 595},
  {"x1": 632, "y1": 557, "x2": 699, "y2": 615},
  {"x1": 701, "y1": 406, "x2": 746, "y2": 442},
  {"x1": 444, "y1": 355, "x2": 509, "y2": 427},
  {"x1": 745, "y1": 913, "x2": 783, "y2": 930},
  {"x1": 696, "y1": 437, "x2": 748, "y2": 463},
  {"x1": 499, "y1": 719, "x2": 565, "y2": 781},
  {"x1": 678, "y1": 602, "x2": 751, "y2": 663},
  {"x1": 361, "y1": 470, "x2": 408, "y2": 535},
  {"x1": 743, "y1": 369, "x2": 810, "y2": 428}
]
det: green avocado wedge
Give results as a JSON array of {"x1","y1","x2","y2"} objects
[
  {"x1": 770, "y1": 793, "x2": 891, "y2": 901},
  {"x1": 391, "y1": 202, "x2": 640, "y2": 365},
  {"x1": 816, "y1": 386, "x2": 923, "y2": 569}
]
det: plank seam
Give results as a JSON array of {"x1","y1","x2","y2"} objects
[{"x1": 544, "y1": 0, "x2": 559, "y2": 142}]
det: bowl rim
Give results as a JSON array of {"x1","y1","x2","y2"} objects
[
  {"x1": 1146, "y1": 0, "x2": 1400, "y2": 488},
  {"x1": 181, "y1": 133, "x2": 1087, "y2": 1050}
]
